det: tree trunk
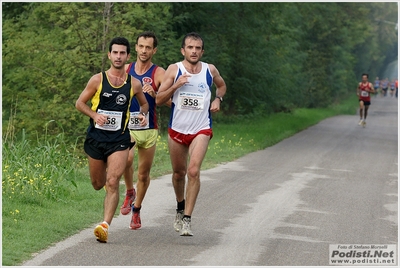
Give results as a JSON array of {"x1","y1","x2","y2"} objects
[{"x1": 101, "y1": 2, "x2": 113, "y2": 71}]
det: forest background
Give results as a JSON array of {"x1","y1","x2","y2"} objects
[{"x1": 2, "y1": 2, "x2": 398, "y2": 145}]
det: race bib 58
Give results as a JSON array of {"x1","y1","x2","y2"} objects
[
  {"x1": 95, "y1": 109, "x2": 122, "y2": 131},
  {"x1": 128, "y1": 111, "x2": 149, "y2": 130}
]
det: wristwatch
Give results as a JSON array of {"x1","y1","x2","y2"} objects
[{"x1": 215, "y1": 96, "x2": 223, "y2": 102}]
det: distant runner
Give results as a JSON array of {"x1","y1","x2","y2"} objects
[
  {"x1": 381, "y1": 78, "x2": 389, "y2": 97},
  {"x1": 389, "y1": 79, "x2": 396, "y2": 98},
  {"x1": 373, "y1": 76, "x2": 380, "y2": 97},
  {"x1": 356, "y1": 73, "x2": 375, "y2": 128}
]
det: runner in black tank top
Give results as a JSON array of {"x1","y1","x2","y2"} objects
[{"x1": 75, "y1": 37, "x2": 149, "y2": 243}]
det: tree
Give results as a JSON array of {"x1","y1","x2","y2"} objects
[
  {"x1": 2, "y1": 2, "x2": 397, "y2": 142},
  {"x1": 2, "y1": 2, "x2": 182, "y2": 142}
]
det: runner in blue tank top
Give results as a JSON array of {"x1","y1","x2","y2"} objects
[
  {"x1": 381, "y1": 78, "x2": 389, "y2": 97},
  {"x1": 119, "y1": 32, "x2": 170, "y2": 230},
  {"x1": 374, "y1": 77, "x2": 380, "y2": 97}
]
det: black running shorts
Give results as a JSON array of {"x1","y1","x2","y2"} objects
[
  {"x1": 359, "y1": 99, "x2": 371, "y2": 106},
  {"x1": 84, "y1": 137, "x2": 134, "y2": 162}
]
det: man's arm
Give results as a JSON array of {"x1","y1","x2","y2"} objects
[
  {"x1": 369, "y1": 82, "x2": 375, "y2": 93},
  {"x1": 75, "y1": 73, "x2": 109, "y2": 126},
  {"x1": 131, "y1": 77, "x2": 149, "y2": 126},
  {"x1": 154, "y1": 67, "x2": 171, "y2": 107},
  {"x1": 209, "y1": 64, "x2": 226, "y2": 113},
  {"x1": 142, "y1": 66, "x2": 165, "y2": 99},
  {"x1": 156, "y1": 64, "x2": 191, "y2": 106}
]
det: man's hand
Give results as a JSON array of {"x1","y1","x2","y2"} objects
[
  {"x1": 94, "y1": 113, "x2": 109, "y2": 126},
  {"x1": 175, "y1": 72, "x2": 191, "y2": 89},
  {"x1": 210, "y1": 98, "x2": 221, "y2": 113},
  {"x1": 138, "y1": 114, "x2": 147, "y2": 127},
  {"x1": 143, "y1": 84, "x2": 156, "y2": 98}
]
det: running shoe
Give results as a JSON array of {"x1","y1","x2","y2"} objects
[
  {"x1": 358, "y1": 119, "x2": 363, "y2": 126},
  {"x1": 94, "y1": 223, "x2": 108, "y2": 243},
  {"x1": 120, "y1": 189, "x2": 136, "y2": 215},
  {"x1": 180, "y1": 217, "x2": 193, "y2": 236},
  {"x1": 362, "y1": 121, "x2": 366, "y2": 128},
  {"x1": 174, "y1": 210, "x2": 184, "y2": 232},
  {"x1": 130, "y1": 211, "x2": 141, "y2": 230}
]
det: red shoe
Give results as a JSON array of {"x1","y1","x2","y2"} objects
[
  {"x1": 130, "y1": 211, "x2": 141, "y2": 229},
  {"x1": 120, "y1": 189, "x2": 136, "y2": 215}
]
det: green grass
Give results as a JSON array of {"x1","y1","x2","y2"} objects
[
  {"x1": 2, "y1": 184, "x2": 105, "y2": 265},
  {"x1": 2, "y1": 94, "x2": 357, "y2": 266},
  {"x1": 2, "y1": 132, "x2": 105, "y2": 266}
]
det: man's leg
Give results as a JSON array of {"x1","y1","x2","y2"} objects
[
  {"x1": 120, "y1": 146, "x2": 136, "y2": 215},
  {"x1": 364, "y1": 105, "x2": 369, "y2": 121},
  {"x1": 93, "y1": 148, "x2": 129, "y2": 242},
  {"x1": 361, "y1": 104, "x2": 370, "y2": 128},
  {"x1": 168, "y1": 135, "x2": 188, "y2": 204},
  {"x1": 168, "y1": 135, "x2": 188, "y2": 232},
  {"x1": 134, "y1": 144, "x2": 156, "y2": 208},
  {"x1": 88, "y1": 157, "x2": 107, "y2": 190},
  {"x1": 129, "y1": 144, "x2": 157, "y2": 229},
  {"x1": 177, "y1": 134, "x2": 210, "y2": 236},
  {"x1": 103, "y1": 149, "x2": 129, "y2": 225},
  {"x1": 89, "y1": 156, "x2": 110, "y2": 243},
  {"x1": 184, "y1": 134, "x2": 210, "y2": 216},
  {"x1": 359, "y1": 100, "x2": 364, "y2": 124},
  {"x1": 123, "y1": 147, "x2": 135, "y2": 191}
]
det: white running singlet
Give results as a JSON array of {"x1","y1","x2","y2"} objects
[{"x1": 169, "y1": 61, "x2": 213, "y2": 134}]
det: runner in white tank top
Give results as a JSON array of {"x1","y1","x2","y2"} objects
[
  {"x1": 170, "y1": 61, "x2": 213, "y2": 134},
  {"x1": 156, "y1": 32, "x2": 227, "y2": 236}
]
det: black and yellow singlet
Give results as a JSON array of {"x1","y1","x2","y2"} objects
[{"x1": 86, "y1": 72, "x2": 134, "y2": 142}]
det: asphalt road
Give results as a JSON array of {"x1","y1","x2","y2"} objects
[{"x1": 22, "y1": 95, "x2": 398, "y2": 266}]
